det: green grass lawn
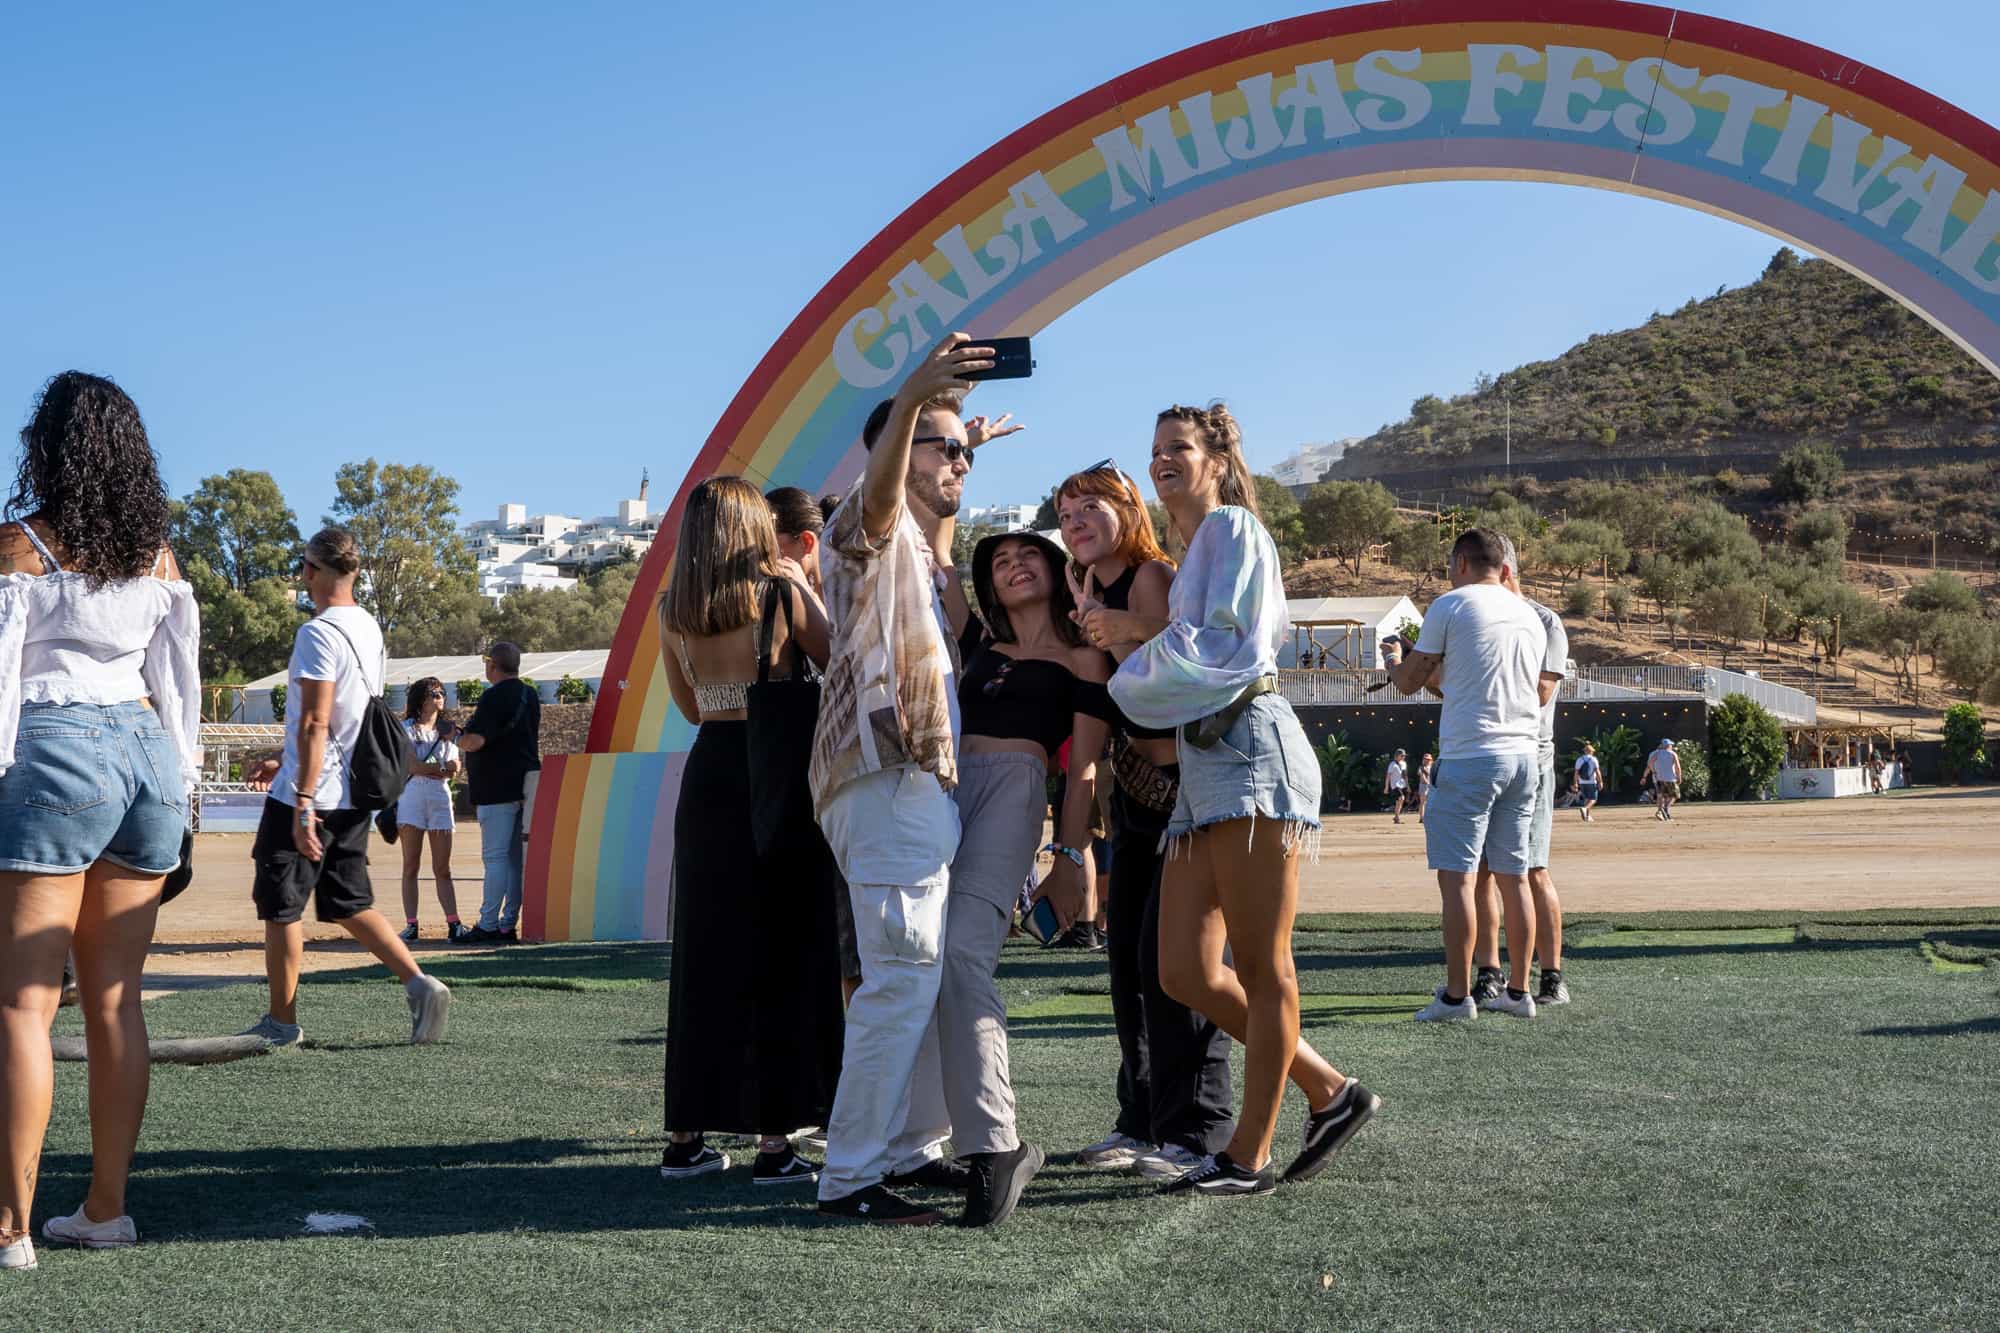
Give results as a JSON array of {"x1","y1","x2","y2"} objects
[{"x1": 20, "y1": 910, "x2": 2000, "y2": 1329}]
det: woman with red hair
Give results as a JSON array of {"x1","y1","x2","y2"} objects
[{"x1": 1055, "y1": 462, "x2": 1236, "y2": 1184}]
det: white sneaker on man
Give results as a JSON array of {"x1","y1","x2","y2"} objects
[
  {"x1": 1479, "y1": 989, "x2": 1537, "y2": 1019},
  {"x1": 42, "y1": 1206, "x2": 137, "y2": 1249},
  {"x1": 1075, "y1": 1131, "x2": 1150, "y2": 1169},
  {"x1": 1413, "y1": 988, "x2": 1477, "y2": 1022},
  {"x1": 1132, "y1": 1143, "x2": 1206, "y2": 1180},
  {"x1": 1, "y1": 1235, "x2": 34, "y2": 1270}
]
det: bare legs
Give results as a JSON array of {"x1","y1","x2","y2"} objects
[
  {"x1": 265, "y1": 910, "x2": 422, "y2": 1025},
  {"x1": 1157, "y1": 819, "x2": 1344, "y2": 1172},
  {"x1": 1438, "y1": 870, "x2": 1478, "y2": 1000},
  {"x1": 1475, "y1": 863, "x2": 1561, "y2": 983},
  {"x1": 398, "y1": 828, "x2": 459, "y2": 925},
  {"x1": 1, "y1": 863, "x2": 162, "y2": 1239}
]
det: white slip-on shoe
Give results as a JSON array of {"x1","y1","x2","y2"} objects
[
  {"x1": 406, "y1": 974, "x2": 452, "y2": 1045},
  {"x1": 1, "y1": 1236, "x2": 35, "y2": 1270},
  {"x1": 1413, "y1": 987, "x2": 1477, "y2": 1022},
  {"x1": 1480, "y1": 989, "x2": 1537, "y2": 1019},
  {"x1": 43, "y1": 1206, "x2": 137, "y2": 1249}
]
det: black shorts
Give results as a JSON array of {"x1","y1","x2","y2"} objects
[{"x1": 250, "y1": 797, "x2": 375, "y2": 923}]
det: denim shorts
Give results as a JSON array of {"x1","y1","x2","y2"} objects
[
  {"x1": 1168, "y1": 692, "x2": 1321, "y2": 844},
  {"x1": 0, "y1": 700, "x2": 187, "y2": 876},
  {"x1": 1424, "y1": 750, "x2": 1537, "y2": 876}
]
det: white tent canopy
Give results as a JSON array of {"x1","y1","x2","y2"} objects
[{"x1": 238, "y1": 650, "x2": 610, "y2": 722}]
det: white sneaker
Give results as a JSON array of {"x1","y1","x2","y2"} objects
[
  {"x1": 42, "y1": 1206, "x2": 137, "y2": 1249},
  {"x1": 1480, "y1": 989, "x2": 1537, "y2": 1019},
  {"x1": 1, "y1": 1235, "x2": 34, "y2": 1270},
  {"x1": 1133, "y1": 1143, "x2": 1206, "y2": 1180},
  {"x1": 791, "y1": 1126, "x2": 828, "y2": 1152},
  {"x1": 1413, "y1": 988, "x2": 1477, "y2": 1022},
  {"x1": 1075, "y1": 1131, "x2": 1150, "y2": 1169},
  {"x1": 406, "y1": 974, "x2": 452, "y2": 1045}
]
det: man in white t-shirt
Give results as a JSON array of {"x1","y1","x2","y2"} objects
[
  {"x1": 1383, "y1": 749, "x2": 1410, "y2": 824},
  {"x1": 1642, "y1": 739, "x2": 1683, "y2": 821},
  {"x1": 1469, "y1": 537, "x2": 1571, "y2": 1012},
  {"x1": 1382, "y1": 528, "x2": 1552, "y2": 1023},
  {"x1": 240, "y1": 527, "x2": 451, "y2": 1048}
]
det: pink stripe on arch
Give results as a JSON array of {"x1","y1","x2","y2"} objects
[
  {"x1": 971, "y1": 140, "x2": 2000, "y2": 373},
  {"x1": 641, "y1": 750, "x2": 684, "y2": 940}
]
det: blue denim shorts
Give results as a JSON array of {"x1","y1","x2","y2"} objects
[
  {"x1": 1168, "y1": 692, "x2": 1321, "y2": 844},
  {"x1": 0, "y1": 700, "x2": 187, "y2": 876},
  {"x1": 1424, "y1": 750, "x2": 1538, "y2": 876}
]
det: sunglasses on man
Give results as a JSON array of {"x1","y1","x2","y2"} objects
[{"x1": 912, "y1": 435, "x2": 975, "y2": 466}]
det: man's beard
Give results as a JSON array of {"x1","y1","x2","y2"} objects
[{"x1": 908, "y1": 471, "x2": 962, "y2": 521}]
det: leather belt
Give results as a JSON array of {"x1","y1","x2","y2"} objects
[{"x1": 1182, "y1": 675, "x2": 1279, "y2": 751}]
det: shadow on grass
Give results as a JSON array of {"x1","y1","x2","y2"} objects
[
  {"x1": 1860, "y1": 1015, "x2": 2000, "y2": 1037},
  {"x1": 296, "y1": 944, "x2": 670, "y2": 989},
  {"x1": 36, "y1": 1136, "x2": 1153, "y2": 1238}
]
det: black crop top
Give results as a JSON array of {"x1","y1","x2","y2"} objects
[
  {"x1": 958, "y1": 644, "x2": 1113, "y2": 756},
  {"x1": 1095, "y1": 564, "x2": 1176, "y2": 741}
]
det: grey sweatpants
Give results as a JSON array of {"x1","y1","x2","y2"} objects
[{"x1": 939, "y1": 752, "x2": 1047, "y2": 1156}]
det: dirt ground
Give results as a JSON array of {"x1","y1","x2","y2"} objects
[{"x1": 140, "y1": 788, "x2": 2000, "y2": 1000}]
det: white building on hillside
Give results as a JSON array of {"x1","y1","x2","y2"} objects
[
  {"x1": 964, "y1": 503, "x2": 1039, "y2": 532},
  {"x1": 1270, "y1": 440, "x2": 1358, "y2": 488},
  {"x1": 465, "y1": 475, "x2": 660, "y2": 605}
]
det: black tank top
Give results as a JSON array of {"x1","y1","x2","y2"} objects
[
  {"x1": 1095, "y1": 564, "x2": 1175, "y2": 740},
  {"x1": 958, "y1": 644, "x2": 1111, "y2": 757}
]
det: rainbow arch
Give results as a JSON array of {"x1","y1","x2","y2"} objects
[{"x1": 524, "y1": 0, "x2": 2000, "y2": 940}]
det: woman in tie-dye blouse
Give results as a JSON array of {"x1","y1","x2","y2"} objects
[{"x1": 1096, "y1": 402, "x2": 1380, "y2": 1201}]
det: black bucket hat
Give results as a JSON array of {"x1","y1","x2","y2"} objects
[{"x1": 970, "y1": 530, "x2": 1079, "y2": 646}]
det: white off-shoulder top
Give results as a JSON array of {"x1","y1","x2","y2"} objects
[{"x1": 0, "y1": 555, "x2": 202, "y2": 792}]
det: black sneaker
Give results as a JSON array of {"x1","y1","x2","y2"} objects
[
  {"x1": 885, "y1": 1156, "x2": 973, "y2": 1192},
  {"x1": 1158, "y1": 1151, "x2": 1277, "y2": 1198},
  {"x1": 1537, "y1": 970, "x2": 1571, "y2": 1006},
  {"x1": 960, "y1": 1143, "x2": 1044, "y2": 1228},
  {"x1": 446, "y1": 922, "x2": 473, "y2": 944},
  {"x1": 752, "y1": 1149, "x2": 821, "y2": 1186},
  {"x1": 456, "y1": 926, "x2": 500, "y2": 944},
  {"x1": 398, "y1": 922, "x2": 420, "y2": 943},
  {"x1": 1282, "y1": 1081, "x2": 1381, "y2": 1184},
  {"x1": 818, "y1": 1183, "x2": 943, "y2": 1226},
  {"x1": 1470, "y1": 969, "x2": 1503, "y2": 1005},
  {"x1": 659, "y1": 1140, "x2": 730, "y2": 1180},
  {"x1": 497, "y1": 928, "x2": 519, "y2": 944}
]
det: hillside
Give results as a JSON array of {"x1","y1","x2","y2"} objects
[{"x1": 1335, "y1": 251, "x2": 2000, "y2": 475}]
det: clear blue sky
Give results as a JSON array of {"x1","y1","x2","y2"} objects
[{"x1": 3, "y1": 1, "x2": 1994, "y2": 528}]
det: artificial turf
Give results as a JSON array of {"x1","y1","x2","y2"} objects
[{"x1": 17, "y1": 909, "x2": 2000, "y2": 1329}]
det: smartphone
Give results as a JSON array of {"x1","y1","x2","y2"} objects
[
  {"x1": 1020, "y1": 897, "x2": 1062, "y2": 946},
  {"x1": 961, "y1": 336, "x2": 1034, "y2": 382}
]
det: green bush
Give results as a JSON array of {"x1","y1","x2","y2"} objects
[
  {"x1": 557, "y1": 674, "x2": 592, "y2": 704},
  {"x1": 1315, "y1": 732, "x2": 1376, "y2": 812},
  {"x1": 1709, "y1": 694, "x2": 1785, "y2": 799},
  {"x1": 1941, "y1": 703, "x2": 1989, "y2": 785},
  {"x1": 1674, "y1": 743, "x2": 1712, "y2": 800},
  {"x1": 269, "y1": 683, "x2": 287, "y2": 723},
  {"x1": 1605, "y1": 584, "x2": 1634, "y2": 625},
  {"x1": 1564, "y1": 582, "x2": 1600, "y2": 618},
  {"x1": 455, "y1": 678, "x2": 486, "y2": 707}
]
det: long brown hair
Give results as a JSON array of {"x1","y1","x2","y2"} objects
[
  {"x1": 1055, "y1": 465, "x2": 1172, "y2": 573},
  {"x1": 659, "y1": 476, "x2": 778, "y2": 637},
  {"x1": 1157, "y1": 402, "x2": 1259, "y2": 520}
]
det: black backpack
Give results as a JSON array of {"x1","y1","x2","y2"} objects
[{"x1": 318, "y1": 616, "x2": 413, "y2": 812}]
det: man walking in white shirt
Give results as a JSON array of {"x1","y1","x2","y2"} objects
[
  {"x1": 1383, "y1": 749, "x2": 1410, "y2": 824},
  {"x1": 1643, "y1": 739, "x2": 1683, "y2": 821}
]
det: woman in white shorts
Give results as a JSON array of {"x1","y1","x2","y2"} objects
[{"x1": 395, "y1": 677, "x2": 466, "y2": 942}]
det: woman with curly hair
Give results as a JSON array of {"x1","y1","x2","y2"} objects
[{"x1": 0, "y1": 372, "x2": 200, "y2": 1269}]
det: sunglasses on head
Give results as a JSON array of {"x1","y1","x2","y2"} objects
[{"x1": 912, "y1": 435, "x2": 975, "y2": 466}]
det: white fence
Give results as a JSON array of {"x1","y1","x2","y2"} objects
[{"x1": 1279, "y1": 664, "x2": 1815, "y2": 724}]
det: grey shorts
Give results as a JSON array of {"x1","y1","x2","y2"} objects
[
  {"x1": 1167, "y1": 693, "x2": 1321, "y2": 844},
  {"x1": 1529, "y1": 760, "x2": 1555, "y2": 871},
  {"x1": 1425, "y1": 751, "x2": 1538, "y2": 876}
]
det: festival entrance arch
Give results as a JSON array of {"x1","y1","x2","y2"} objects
[{"x1": 524, "y1": 0, "x2": 2000, "y2": 940}]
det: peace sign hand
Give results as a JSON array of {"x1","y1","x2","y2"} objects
[{"x1": 1066, "y1": 562, "x2": 1104, "y2": 622}]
